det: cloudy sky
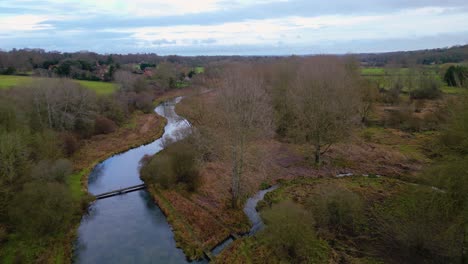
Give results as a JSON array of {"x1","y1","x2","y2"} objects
[{"x1": 1, "y1": 0, "x2": 468, "y2": 55}]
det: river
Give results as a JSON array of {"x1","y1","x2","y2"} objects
[
  {"x1": 73, "y1": 97, "x2": 277, "y2": 263},
  {"x1": 73, "y1": 97, "x2": 206, "y2": 264}
]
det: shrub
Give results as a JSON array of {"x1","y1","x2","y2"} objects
[
  {"x1": 381, "y1": 86, "x2": 401, "y2": 105},
  {"x1": 373, "y1": 188, "x2": 461, "y2": 263},
  {"x1": 8, "y1": 181, "x2": 74, "y2": 236},
  {"x1": 0, "y1": 224, "x2": 6, "y2": 244},
  {"x1": 135, "y1": 92, "x2": 154, "y2": 113},
  {"x1": 140, "y1": 139, "x2": 200, "y2": 191},
  {"x1": 2, "y1": 66, "x2": 16, "y2": 75},
  {"x1": 444, "y1": 65, "x2": 468, "y2": 87},
  {"x1": 30, "y1": 159, "x2": 73, "y2": 183},
  {"x1": 74, "y1": 117, "x2": 95, "y2": 138},
  {"x1": 94, "y1": 115, "x2": 117, "y2": 135},
  {"x1": 410, "y1": 77, "x2": 441, "y2": 100},
  {"x1": 97, "y1": 96, "x2": 126, "y2": 125},
  {"x1": 61, "y1": 132, "x2": 79, "y2": 156},
  {"x1": 307, "y1": 184, "x2": 365, "y2": 235},
  {"x1": 260, "y1": 200, "x2": 330, "y2": 263},
  {"x1": 384, "y1": 106, "x2": 422, "y2": 132}
]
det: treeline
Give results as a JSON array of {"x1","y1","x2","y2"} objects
[
  {"x1": 360, "y1": 44, "x2": 468, "y2": 66},
  {"x1": 0, "y1": 48, "x2": 281, "y2": 78}
]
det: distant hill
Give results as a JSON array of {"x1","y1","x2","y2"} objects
[{"x1": 358, "y1": 44, "x2": 468, "y2": 67}]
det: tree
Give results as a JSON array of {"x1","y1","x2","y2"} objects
[
  {"x1": 374, "y1": 188, "x2": 461, "y2": 263},
  {"x1": 409, "y1": 68, "x2": 442, "y2": 100},
  {"x1": 28, "y1": 78, "x2": 97, "y2": 135},
  {"x1": 444, "y1": 65, "x2": 468, "y2": 87},
  {"x1": 289, "y1": 56, "x2": 361, "y2": 164},
  {"x1": 140, "y1": 139, "x2": 200, "y2": 191},
  {"x1": 307, "y1": 183, "x2": 365, "y2": 235},
  {"x1": 260, "y1": 200, "x2": 330, "y2": 263},
  {"x1": 217, "y1": 63, "x2": 273, "y2": 208},
  {"x1": 358, "y1": 79, "x2": 379, "y2": 124},
  {"x1": 268, "y1": 58, "x2": 300, "y2": 137},
  {"x1": 8, "y1": 181, "x2": 73, "y2": 236}
]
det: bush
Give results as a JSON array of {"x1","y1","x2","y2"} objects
[
  {"x1": 381, "y1": 86, "x2": 401, "y2": 105},
  {"x1": 61, "y1": 132, "x2": 79, "y2": 156},
  {"x1": 97, "y1": 96, "x2": 126, "y2": 125},
  {"x1": 444, "y1": 65, "x2": 468, "y2": 87},
  {"x1": 140, "y1": 140, "x2": 200, "y2": 191},
  {"x1": 30, "y1": 159, "x2": 73, "y2": 183},
  {"x1": 2, "y1": 66, "x2": 16, "y2": 75},
  {"x1": 94, "y1": 115, "x2": 117, "y2": 135},
  {"x1": 0, "y1": 224, "x2": 6, "y2": 244},
  {"x1": 373, "y1": 189, "x2": 461, "y2": 263},
  {"x1": 135, "y1": 92, "x2": 154, "y2": 113},
  {"x1": 307, "y1": 183, "x2": 365, "y2": 235},
  {"x1": 260, "y1": 200, "x2": 330, "y2": 263},
  {"x1": 8, "y1": 181, "x2": 74, "y2": 236},
  {"x1": 384, "y1": 106, "x2": 423, "y2": 132},
  {"x1": 410, "y1": 77, "x2": 441, "y2": 100}
]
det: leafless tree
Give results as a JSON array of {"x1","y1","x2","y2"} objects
[
  {"x1": 29, "y1": 78, "x2": 97, "y2": 133},
  {"x1": 216, "y1": 63, "x2": 273, "y2": 208},
  {"x1": 358, "y1": 80, "x2": 379, "y2": 124},
  {"x1": 289, "y1": 56, "x2": 361, "y2": 165}
]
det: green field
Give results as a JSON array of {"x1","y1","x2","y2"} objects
[
  {"x1": 0, "y1": 75, "x2": 118, "y2": 95},
  {"x1": 360, "y1": 66, "x2": 468, "y2": 95},
  {"x1": 195, "y1": 67, "x2": 205, "y2": 74},
  {"x1": 75, "y1": 80, "x2": 117, "y2": 95},
  {"x1": 361, "y1": 67, "x2": 386, "y2": 75},
  {"x1": 0, "y1": 75, "x2": 32, "y2": 89}
]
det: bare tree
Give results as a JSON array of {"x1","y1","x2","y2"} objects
[
  {"x1": 114, "y1": 70, "x2": 137, "y2": 92},
  {"x1": 358, "y1": 79, "x2": 379, "y2": 124},
  {"x1": 29, "y1": 78, "x2": 97, "y2": 134},
  {"x1": 217, "y1": 63, "x2": 273, "y2": 208},
  {"x1": 289, "y1": 56, "x2": 361, "y2": 165}
]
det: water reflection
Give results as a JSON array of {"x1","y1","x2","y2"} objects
[{"x1": 74, "y1": 98, "x2": 205, "y2": 264}]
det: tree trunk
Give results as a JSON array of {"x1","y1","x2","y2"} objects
[
  {"x1": 231, "y1": 146, "x2": 239, "y2": 209},
  {"x1": 462, "y1": 225, "x2": 467, "y2": 264},
  {"x1": 231, "y1": 137, "x2": 245, "y2": 209},
  {"x1": 315, "y1": 143, "x2": 321, "y2": 165}
]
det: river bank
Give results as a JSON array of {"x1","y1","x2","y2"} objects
[
  {"x1": 1, "y1": 107, "x2": 169, "y2": 263},
  {"x1": 57, "y1": 112, "x2": 167, "y2": 263}
]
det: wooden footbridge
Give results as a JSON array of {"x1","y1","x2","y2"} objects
[{"x1": 94, "y1": 184, "x2": 146, "y2": 199}]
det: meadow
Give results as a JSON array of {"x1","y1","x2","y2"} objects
[
  {"x1": 361, "y1": 65, "x2": 467, "y2": 94},
  {"x1": 0, "y1": 75, "x2": 118, "y2": 95}
]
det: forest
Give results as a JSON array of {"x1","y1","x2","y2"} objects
[{"x1": 0, "y1": 46, "x2": 467, "y2": 263}]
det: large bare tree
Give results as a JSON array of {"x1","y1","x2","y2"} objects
[
  {"x1": 217, "y1": 63, "x2": 273, "y2": 208},
  {"x1": 289, "y1": 56, "x2": 361, "y2": 165}
]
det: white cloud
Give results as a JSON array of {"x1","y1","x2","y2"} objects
[
  {"x1": 0, "y1": 15, "x2": 54, "y2": 32},
  {"x1": 101, "y1": 7, "x2": 468, "y2": 48},
  {"x1": 0, "y1": 0, "x2": 288, "y2": 18}
]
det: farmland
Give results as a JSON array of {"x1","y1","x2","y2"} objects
[{"x1": 0, "y1": 75, "x2": 118, "y2": 95}]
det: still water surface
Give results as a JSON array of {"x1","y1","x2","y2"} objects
[{"x1": 74, "y1": 97, "x2": 206, "y2": 264}]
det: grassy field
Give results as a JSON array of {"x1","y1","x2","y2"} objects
[
  {"x1": 0, "y1": 75, "x2": 32, "y2": 89},
  {"x1": 75, "y1": 80, "x2": 117, "y2": 95},
  {"x1": 361, "y1": 67, "x2": 385, "y2": 75},
  {"x1": 0, "y1": 75, "x2": 118, "y2": 95},
  {"x1": 361, "y1": 66, "x2": 468, "y2": 94},
  {"x1": 195, "y1": 67, "x2": 205, "y2": 74}
]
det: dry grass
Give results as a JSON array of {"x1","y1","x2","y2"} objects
[
  {"x1": 72, "y1": 112, "x2": 166, "y2": 172},
  {"x1": 143, "y1": 89, "x2": 439, "y2": 260}
]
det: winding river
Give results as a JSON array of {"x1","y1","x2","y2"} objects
[
  {"x1": 73, "y1": 97, "x2": 276, "y2": 263},
  {"x1": 73, "y1": 97, "x2": 206, "y2": 264}
]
